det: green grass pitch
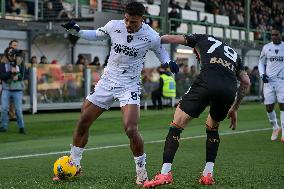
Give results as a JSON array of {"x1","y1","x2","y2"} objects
[{"x1": 0, "y1": 102, "x2": 283, "y2": 188}]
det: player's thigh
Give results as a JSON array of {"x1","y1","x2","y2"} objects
[
  {"x1": 275, "y1": 81, "x2": 284, "y2": 103},
  {"x1": 179, "y1": 84, "x2": 210, "y2": 119},
  {"x1": 86, "y1": 80, "x2": 114, "y2": 110},
  {"x1": 210, "y1": 91, "x2": 235, "y2": 122},
  {"x1": 263, "y1": 83, "x2": 277, "y2": 105},
  {"x1": 116, "y1": 83, "x2": 141, "y2": 107}
]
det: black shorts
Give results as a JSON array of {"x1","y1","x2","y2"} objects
[{"x1": 179, "y1": 79, "x2": 237, "y2": 122}]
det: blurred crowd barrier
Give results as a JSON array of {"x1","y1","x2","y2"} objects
[{"x1": 0, "y1": 63, "x2": 261, "y2": 113}]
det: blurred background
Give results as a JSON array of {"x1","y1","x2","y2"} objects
[{"x1": 0, "y1": 0, "x2": 283, "y2": 113}]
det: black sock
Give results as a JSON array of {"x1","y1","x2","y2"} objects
[
  {"x1": 163, "y1": 126, "x2": 183, "y2": 163},
  {"x1": 206, "y1": 129, "x2": 220, "y2": 163}
]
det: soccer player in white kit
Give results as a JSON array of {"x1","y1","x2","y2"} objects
[
  {"x1": 57, "y1": 1, "x2": 179, "y2": 185},
  {"x1": 258, "y1": 27, "x2": 284, "y2": 142}
]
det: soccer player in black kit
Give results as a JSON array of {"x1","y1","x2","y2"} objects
[{"x1": 143, "y1": 34, "x2": 251, "y2": 188}]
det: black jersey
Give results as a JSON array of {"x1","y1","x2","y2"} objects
[
  {"x1": 180, "y1": 34, "x2": 244, "y2": 121},
  {"x1": 184, "y1": 34, "x2": 244, "y2": 83}
]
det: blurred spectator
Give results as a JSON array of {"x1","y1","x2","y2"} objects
[
  {"x1": 147, "y1": 0, "x2": 154, "y2": 5},
  {"x1": 151, "y1": 67, "x2": 164, "y2": 110},
  {"x1": 184, "y1": 0, "x2": 192, "y2": 10},
  {"x1": 51, "y1": 59, "x2": 58, "y2": 64},
  {"x1": 90, "y1": 0, "x2": 97, "y2": 10},
  {"x1": 152, "y1": 20, "x2": 161, "y2": 33},
  {"x1": 111, "y1": 0, "x2": 123, "y2": 12},
  {"x1": 90, "y1": 56, "x2": 101, "y2": 66},
  {"x1": 144, "y1": 7, "x2": 153, "y2": 27},
  {"x1": 244, "y1": 66, "x2": 251, "y2": 75},
  {"x1": 6, "y1": 0, "x2": 21, "y2": 15},
  {"x1": 151, "y1": 66, "x2": 176, "y2": 109},
  {"x1": 0, "y1": 47, "x2": 26, "y2": 134},
  {"x1": 43, "y1": 0, "x2": 57, "y2": 19},
  {"x1": 60, "y1": 0, "x2": 74, "y2": 19},
  {"x1": 169, "y1": 7, "x2": 181, "y2": 32},
  {"x1": 63, "y1": 63, "x2": 78, "y2": 101},
  {"x1": 249, "y1": 66, "x2": 259, "y2": 95},
  {"x1": 8, "y1": 39, "x2": 19, "y2": 122},
  {"x1": 25, "y1": 0, "x2": 35, "y2": 15},
  {"x1": 201, "y1": 16, "x2": 209, "y2": 24},
  {"x1": 170, "y1": 0, "x2": 181, "y2": 9},
  {"x1": 43, "y1": 0, "x2": 67, "y2": 19},
  {"x1": 76, "y1": 54, "x2": 86, "y2": 65},
  {"x1": 39, "y1": 56, "x2": 48, "y2": 64},
  {"x1": 30, "y1": 56, "x2": 38, "y2": 65}
]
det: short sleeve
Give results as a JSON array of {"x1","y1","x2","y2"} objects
[
  {"x1": 95, "y1": 20, "x2": 115, "y2": 39},
  {"x1": 236, "y1": 56, "x2": 245, "y2": 75},
  {"x1": 184, "y1": 34, "x2": 207, "y2": 48}
]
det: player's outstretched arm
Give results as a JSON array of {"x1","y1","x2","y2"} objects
[
  {"x1": 227, "y1": 70, "x2": 251, "y2": 130},
  {"x1": 161, "y1": 35, "x2": 186, "y2": 45},
  {"x1": 62, "y1": 20, "x2": 109, "y2": 41}
]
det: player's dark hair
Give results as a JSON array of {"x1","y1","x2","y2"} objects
[
  {"x1": 9, "y1": 39, "x2": 18, "y2": 46},
  {"x1": 125, "y1": 1, "x2": 145, "y2": 16},
  {"x1": 272, "y1": 26, "x2": 282, "y2": 34}
]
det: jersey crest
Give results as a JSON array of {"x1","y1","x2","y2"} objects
[{"x1": 127, "y1": 35, "x2": 133, "y2": 43}]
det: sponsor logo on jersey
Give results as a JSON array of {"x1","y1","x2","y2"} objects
[
  {"x1": 138, "y1": 37, "x2": 150, "y2": 42},
  {"x1": 113, "y1": 43, "x2": 138, "y2": 57},
  {"x1": 210, "y1": 57, "x2": 235, "y2": 71},
  {"x1": 269, "y1": 56, "x2": 284, "y2": 62},
  {"x1": 114, "y1": 29, "x2": 121, "y2": 33}
]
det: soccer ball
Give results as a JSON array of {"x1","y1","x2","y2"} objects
[{"x1": 53, "y1": 156, "x2": 77, "y2": 179}]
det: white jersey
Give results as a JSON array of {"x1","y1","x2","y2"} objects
[
  {"x1": 80, "y1": 20, "x2": 171, "y2": 85},
  {"x1": 258, "y1": 41, "x2": 284, "y2": 79}
]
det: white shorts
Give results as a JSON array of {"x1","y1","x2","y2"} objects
[
  {"x1": 263, "y1": 80, "x2": 284, "y2": 104},
  {"x1": 86, "y1": 78, "x2": 141, "y2": 110}
]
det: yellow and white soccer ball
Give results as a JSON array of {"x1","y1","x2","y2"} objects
[{"x1": 53, "y1": 156, "x2": 77, "y2": 179}]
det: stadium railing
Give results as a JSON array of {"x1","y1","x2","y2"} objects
[
  {"x1": 168, "y1": 18, "x2": 271, "y2": 45},
  {"x1": 0, "y1": 63, "x2": 263, "y2": 113}
]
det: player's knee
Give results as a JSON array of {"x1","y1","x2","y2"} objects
[
  {"x1": 206, "y1": 123, "x2": 219, "y2": 131},
  {"x1": 206, "y1": 114, "x2": 220, "y2": 131},
  {"x1": 124, "y1": 126, "x2": 138, "y2": 139},
  {"x1": 266, "y1": 105, "x2": 274, "y2": 112}
]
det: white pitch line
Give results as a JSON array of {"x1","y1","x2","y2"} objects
[{"x1": 0, "y1": 128, "x2": 271, "y2": 160}]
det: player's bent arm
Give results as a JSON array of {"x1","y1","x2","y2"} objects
[
  {"x1": 161, "y1": 35, "x2": 186, "y2": 45},
  {"x1": 258, "y1": 48, "x2": 267, "y2": 76},
  {"x1": 231, "y1": 71, "x2": 251, "y2": 111},
  {"x1": 151, "y1": 36, "x2": 171, "y2": 64}
]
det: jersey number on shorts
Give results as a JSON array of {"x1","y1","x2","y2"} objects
[
  {"x1": 131, "y1": 92, "x2": 138, "y2": 100},
  {"x1": 207, "y1": 37, "x2": 238, "y2": 62}
]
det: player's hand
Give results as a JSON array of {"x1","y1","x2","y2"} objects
[
  {"x1": 61, "y1": 20, "x2": 80, "y2": 36},
  {"x1": 261, "y1": 74, "x2": 269, "y2": 83},
  {"x1": 163, "y1": 61, "x2": 179, "y2": 74},
  {"x1": 227, "y1": 108, "x2": 237, "y2": 130}
]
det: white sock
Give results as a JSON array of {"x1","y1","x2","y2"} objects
[
  {"x1": 134, "y1": 153, "x2": 146, "y2": 170},
  {"x1": 161, "y1": 163, "x2": 172, "y2": 174},
  {"x1": 203, "y1": 162, "x2": 214, "y2": 176},
  {"x1": 70, "y1": 144, "x2": 84, "y2": 167},
  {"x1": 267, "y1": 111, "x2": 279, "y2": 130},
  {"x1": 281, "y1": 111, "x2": 284, "y2": 136}
]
